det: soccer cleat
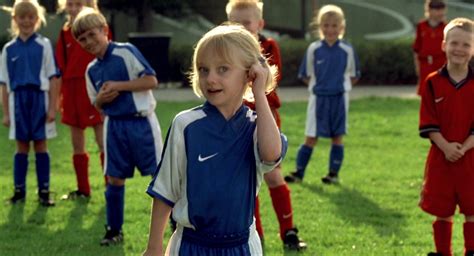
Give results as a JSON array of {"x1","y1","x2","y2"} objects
[
  {"x1": 38, "y1": 190, "x2": 55, "y2": 207},
  {"x1": 100, "y1": 226, "x2": 123, "y2": 246},
  {"x1": 284, "y1": 172, "x2": 303, "y2": 183},
  {"x1": 466, "y1": 251, "x2": 474, "y2": 256},
  {"x1": 8, "y1": 189, "x2": 25, "y2": 204},
  {"x1": 60, "y1": 190, "x2": 90, "y2": 200},
  {"x1": 321, "y1": 173, "x2": 339, "y2": 184},
  {"x1": 427, "y1": 253, "x2": 442, "y2": 256},
  {"x1": 283, "y1": 228, "x2": 307, "y2": 251}
]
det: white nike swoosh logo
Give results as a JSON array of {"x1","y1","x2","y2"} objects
[
  {"x1": 198, "y1": 153, "x2": 218, "y2": 162},
  {"x1": 282, "y1": 212, "x2": 293, "y2": 219},
  {"x1": 11, "y1": 56, "x2": 19, "y2": 62},
  {"x1": 435, "y1": 97, "x2": 444, "y2": 103},
  {"x1": 66, "y1": 43, "x2": 72, "y2": 48}
]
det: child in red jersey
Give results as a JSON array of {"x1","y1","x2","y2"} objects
[
  {"x1": 56, "y1": 0, "x2": 111, "y2": 200},
  {"x1": 418, "y1": 17, "x2": 474, "y2": 256},
  {"x1": 226, "y1": 0, "x2": 307, "y2": 251},
  {"x1": 413, "y1": 0, "x2": 447, "y2": 95}
]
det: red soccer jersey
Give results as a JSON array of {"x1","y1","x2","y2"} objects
[
  {"x1": 55, "y1": 26, "x2": 113, "y2": 79},
  {"x1": 413, "y1": 20, "x2": 447, "y2": 92},
  {"x1": 419, "y1": 66, "x2": 474, "y2": 142}
]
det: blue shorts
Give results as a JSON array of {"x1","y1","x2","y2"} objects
[
  {"x1": 315, "y1": 93, "x2": 347, "y2": 138},
  {"x1": 9, "y1": 86, "x2": 56, "y2": 141},
  {"x1": 103, "y1": 113, "x2": 162, "y2": 179}
]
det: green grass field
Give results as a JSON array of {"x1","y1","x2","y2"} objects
[{"x1": 0, "y1": 98, "x2": 468, "y2": 255}]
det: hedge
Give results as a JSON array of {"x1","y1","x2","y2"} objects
[
  {"x1": 168, "y1": 38, "x2": 418, "y2": 87},
  {"x1": 0, "y1": 35, "x2": 418, "y2": 86}
]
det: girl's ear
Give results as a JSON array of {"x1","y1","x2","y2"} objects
[{"x1": 441, "y1": 40, "x2": 446, "y2": 52}]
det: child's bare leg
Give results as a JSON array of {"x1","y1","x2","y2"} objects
[
  {"x1": 93, "y1": 124, "x2": 107, "y2": 185},
  {"x1": 71, "y1": 126, "x2": 86, "y2": 154},
  {"x1": 464, "y1": 215, "x2": 474, "y2": 254}
]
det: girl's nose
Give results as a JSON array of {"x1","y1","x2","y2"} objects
[{"x1": 206, "y1": 70, "x2": 217, "y2": 85}]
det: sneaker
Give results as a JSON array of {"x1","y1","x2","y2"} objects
[
  {"x1": 427, "y1": 253, "x2": 442, "y2": 256},
  {"x1": 321, "y1": 173, "x2": 339, "y2": 184},
  {"x1": 284, "y1": 172, "x2": 303, "y2": 183},
  {"x1": 8, "y1": 189, "x2": 25, "y2": 204},
  {"x1": 283, "y1": 228, "x2": 307, "y2": 251},
  {"x1": 100, "y1": 226, "x2": 123, "y2": 246},
  {"x1": 466, "y1": 251, "x2": 474, "y2": 256},
  {"x1": 60, "y1": 190, "x2": 90, "y2": 200},
  {"x1": 38, "y1": 190, "x2": 55, "y2": 207}
]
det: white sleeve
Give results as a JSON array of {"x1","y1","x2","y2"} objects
[
  {"x1": 42, "y1": 38, "x2": 58, "y2": 79},
  {"x1": 0, "y1": 46, "x2": 10, "y2": 90},
  {"x1": 253, "y1": 128, "x2": 287, "y2": 174},
  {"x1": 147, "y1": 118, "x2": 186, "y2": 206},
  {"x1": 85, "y1": 65, "x2": 97, "y2": 104}
]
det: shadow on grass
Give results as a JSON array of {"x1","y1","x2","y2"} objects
[{"x1": 302, "y1": 183, "x2": 406, "y2": 238}]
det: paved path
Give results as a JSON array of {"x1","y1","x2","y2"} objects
[{"x1": 154, "y1": 85, "x2": 418, "y2": 102}]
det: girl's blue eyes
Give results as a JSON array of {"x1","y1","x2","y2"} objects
[{"x1": 198, "y1": 66, "x2": 229, "y2": 74}]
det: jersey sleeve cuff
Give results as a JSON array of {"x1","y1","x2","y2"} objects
[
  {"x1": 419, "y1": 125, "x2": 440, "y2": 138},
  {"x1": 146, "y1": 186, "x2": 175, "y2": 207}
]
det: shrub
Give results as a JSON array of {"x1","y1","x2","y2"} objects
[{"x1": 168, "y1": 37, "x2": 418, "y2": 86}]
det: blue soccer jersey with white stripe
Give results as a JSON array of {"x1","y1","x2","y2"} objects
[
  {"x1": 298, "y1": 40, "x2": 360, "y2": 96},
  {"x1": 148, "y1": 102, "x2": 287, "y2": 238},
  {"x1": 85, "y1": 42, "x2": 156, "y2": 117},
  {"x1": 0, "y1": 33, "x2": 59, "y2": 92}
]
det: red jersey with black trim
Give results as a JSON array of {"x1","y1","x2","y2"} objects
[
  {"x1": 419, "y1": 65, "x2": 474, "y2": 142},
  {"x1": 55, "y1": 26, "x2": 112, "y2": 79},
  {"x1": 245, "y1": 34, "x2": 282, "y2": 111}
]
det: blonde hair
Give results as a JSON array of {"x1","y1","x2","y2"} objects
[
  {"x1": 71, "y1": 7, "x2": 107, "y2": 38},
  {"x1": 443, "y1": 17, "x2": 473, "y2": 40},
  {"x1": 311, "y1": 4, "x2": 346, "y2": 39},
  {"x1": 190, "y1": 24, "x2": 277, "y2": 100},
  {"x1": 57, "y1": 0, "x2": 99, "y2": 20},
  {"x1": 9, "y1": 0, "x2": 46, "y2": 37},
  {"x1": 226, "y1": 0, "x2": 263, "y2": 20}
]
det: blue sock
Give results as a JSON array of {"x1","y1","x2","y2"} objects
[
  {"x1": 295, "y1": 145, "x2": 313, "y2": 177},
  {"x1": 329, "y1": 144, "x2": 344, "y2": 174},
  {"x1": 14, "y1": 153, "x2": 28, "y2": 193},
  {"x1": 105, "y1": 184, "x2": 125, "y2": 231},
  {"x1": 35, "y1": 152, "x2": 50, "y2": 191}
]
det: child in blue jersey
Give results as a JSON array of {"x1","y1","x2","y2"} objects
[
  {"x1": 143, "y1": 24, "x2": 288, "y2": 255},
  {"x1": 284, "y1": 4, "x2": 360, "y2": 184},
  {"x1": 71, "y1": 8, "x2": 163, "y2": 246},
  {"x1": 0, "y1": 0, "x2": 60, "y2": 207}
]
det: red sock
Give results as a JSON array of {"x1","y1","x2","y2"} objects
[
  {"x1": 433, "y1": 220, "x2": 453, "y2": 256},
  {"x1": 464, "y1": 222, "x2": 474, "y2": 252},
  {"x1": 99, "y1": 152, "x2": 108, "y2": 186},
  {"x1": 269, "y1": 184, "x2": 294, "y2": 240},
  {"x1": 254, "y1": 196, "x2": 264, "y2": 239},
  {"x1": 73, "y1": 153, "x2": 90, "y2": 195}
]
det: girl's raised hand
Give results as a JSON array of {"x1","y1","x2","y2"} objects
[{"x1": 248, "y1": 57, "x2": 270, "y2": 98}]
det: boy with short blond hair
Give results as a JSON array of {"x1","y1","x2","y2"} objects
[
  {"x1": 72, "y1": 8, "x2": 163, "y2": 246},
  {"x1": 226, "y1": 0, "x2": 307, "y2": 251},
  {"x1": 419, "y1": 17, "x2": 474, "y2": 256}
]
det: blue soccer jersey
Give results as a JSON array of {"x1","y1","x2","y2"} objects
[
  {"x1": 0, "y1": 33, "x2": 59, "y2": 92},
  {"x1": 147, "y1": 103, "x2": 287, "y2": 248},
  {"x1": 298, "y1": 40, "x2": 360, "y2": 96},
  {"x1": 85, "y1": 42, "x2": 156, "y2": 117}
]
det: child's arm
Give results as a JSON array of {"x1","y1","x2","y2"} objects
[
  {"x1": 429, "y1": 132, "x2": 464, "y2": 162},
  {"x1": 461, "y1": 135, "x2": 474, "y2": 154},
  {"x1": 249, "y1": 62, "x2": 282, "y2": 162},
  {"x1": 1, "y1": 85, "x2": 9, "y2": 127},
  {"x1": 103, "y1": 75, "x2": 158, "y2": 92},
  {"x1": 46, "y1": 77, "x2": 60, "y2": 123},
  {"x1": 143, "y1": 198, "x2": 172, "y2": 256}
]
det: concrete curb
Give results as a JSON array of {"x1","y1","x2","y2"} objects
[{"x1": 154, "y1": 85, "x2": 418, "y2": 102}]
